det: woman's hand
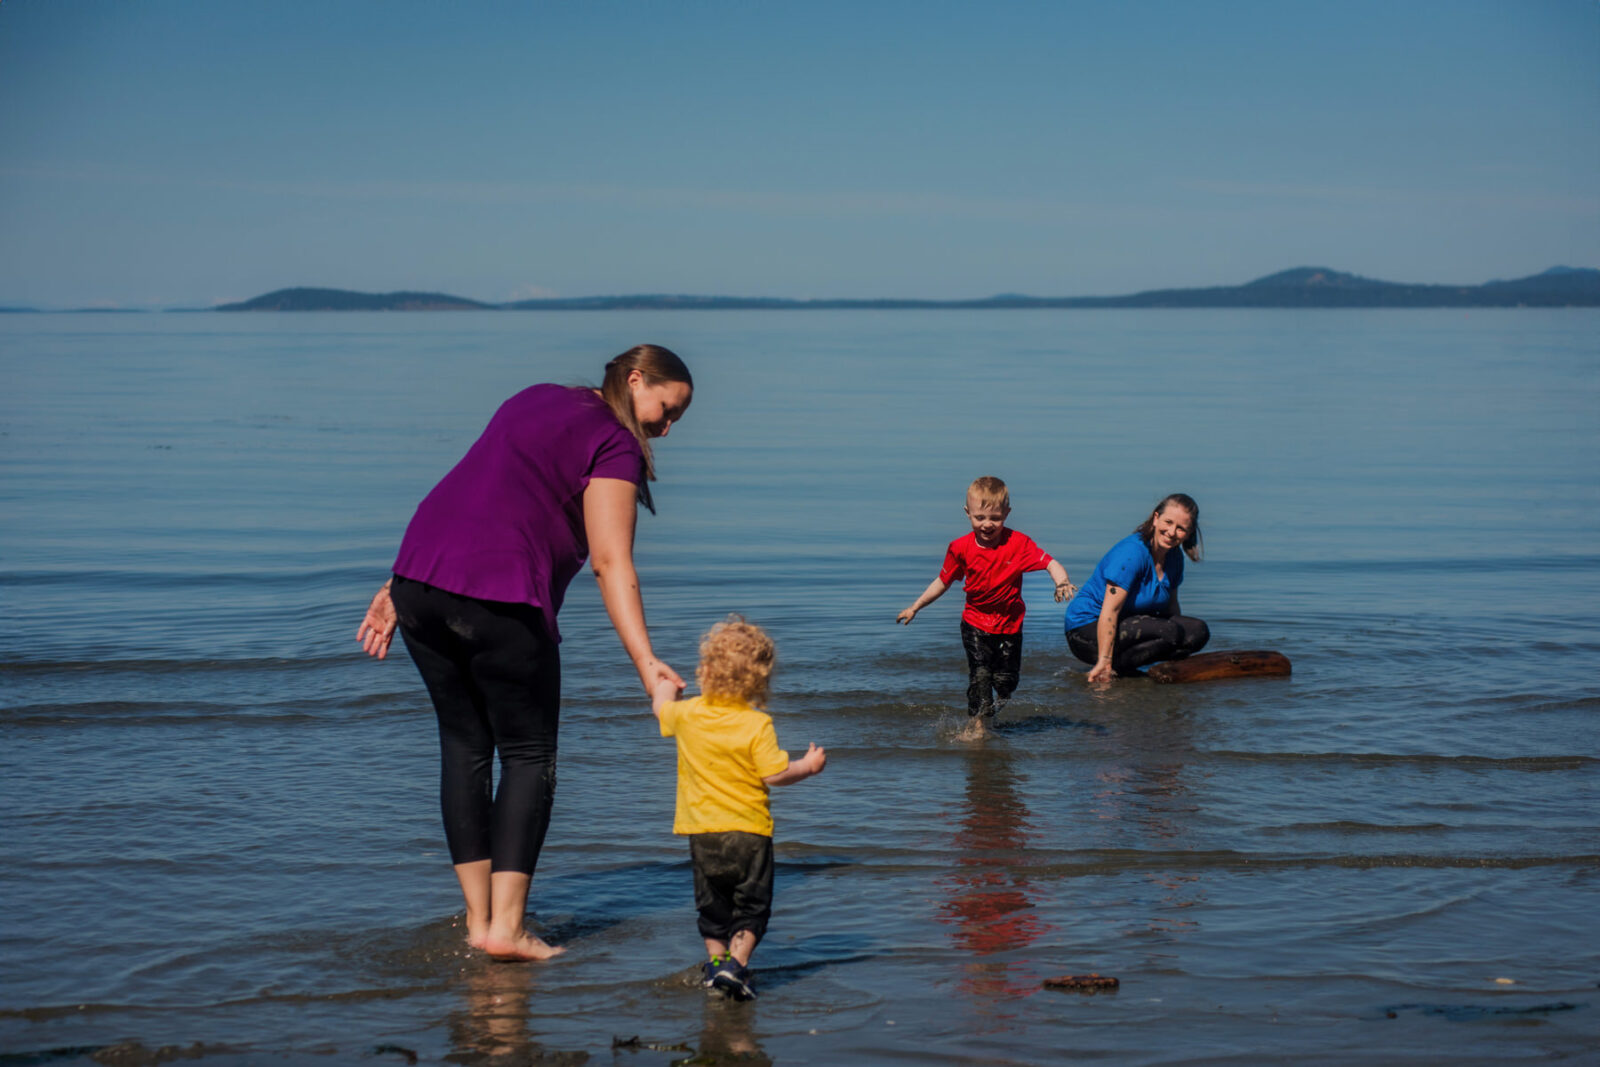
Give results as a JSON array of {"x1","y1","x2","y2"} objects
[
  {"x1": 357, "y1": 581, "x2": 397, "y2": 660},
  {"x1": 637, "y1": 656, "x2": 686, "y2": 698},
  {"x1": 1086, "y1": 660, "x2": 1114, "y2": 684}
]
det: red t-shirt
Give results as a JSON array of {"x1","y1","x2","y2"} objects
[{"x1": 939, "y1": 529, "x2": 1054, "y2": 635}]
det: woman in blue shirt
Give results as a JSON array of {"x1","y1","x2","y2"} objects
[{"x1": 1065, "y1": 493, "x2": 1209, "y2": 682}]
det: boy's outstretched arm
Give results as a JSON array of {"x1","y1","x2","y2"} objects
[
  {"x1": 763, "y1": 742, "x2": 827, "y2": 786},
  {"x1": 1047, "y1": 559, "x2": 1076, "y2": 602},
  {"x1": 651, "y1": 675, "x2": 683, "y2": 718},
  {"x1": 898, "y1": 578, "x2": 949, "y2": 624}
]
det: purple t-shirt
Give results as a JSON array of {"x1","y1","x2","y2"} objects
[{"x1": 393, "y1": 384, "x2": 643, "y2": 642}]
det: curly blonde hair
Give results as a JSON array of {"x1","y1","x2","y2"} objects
[{"x1": 696, "y1": 615, "x2": 775, "y2": 707}]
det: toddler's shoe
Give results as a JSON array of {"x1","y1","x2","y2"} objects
[
  {"x1": 711, "y1": 958, "x2": 758, "y2": 1001},
  {"x1": 701, "y1": 954, "x2": 729, "y2": 989}
]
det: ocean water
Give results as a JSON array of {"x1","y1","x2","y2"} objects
[{"x1": 2, "y1": 309, "x2": 1597, "y2": 1065}]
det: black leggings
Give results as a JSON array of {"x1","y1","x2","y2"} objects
[
  {"x1": 391, "y1": 575, "x2": 561, "y2": 875},
  {"x1": 961, "y1": 621, "x2": 1023, "y2": 716},
  {"x1": 1067, "y1": 614, "x2": 1210, "y2": 676}
]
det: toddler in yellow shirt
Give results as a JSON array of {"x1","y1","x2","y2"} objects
[{"x1": 652, "y1": 615, "x2": 827, "y2": 1000}]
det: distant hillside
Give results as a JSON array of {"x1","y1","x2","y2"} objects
[
  {"x1": 214, "y1": 268, "x2": 1600, "y2": 312},
  {"x1": 216, "y1": 288, "x2": 491, "y2": 311},
  {"x1": 1046, "y1": 266, "x2": 1600, "y2": 309},
  {"x1": 504, "y1": 267, "x2": 1600, "y2": 309}
]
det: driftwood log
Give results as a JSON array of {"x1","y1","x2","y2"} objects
[{"x1": 1148, "y1": 650, "x2": 1291, "y2": 684}]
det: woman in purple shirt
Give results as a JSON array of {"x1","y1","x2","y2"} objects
[{"x1": 356, "y1": 344, "x2": 692, "y2": 961}]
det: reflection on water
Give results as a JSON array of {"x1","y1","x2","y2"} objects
[
  {"x1": 445, "y1": 950, "x2": 772, "y2": 1065},
  {"x1": 1093, "y1": 719, "x2": 1207, "y2": 946},
  {"x1": 448, "y1": 961, "x2": 542, "y2": 1062},
  {"x1": 691, "y1": 996, "x2": 771, "y2": 1066},
  {"x1": 937, "y1": 741, "x2": 1055, "y2": 1003}
]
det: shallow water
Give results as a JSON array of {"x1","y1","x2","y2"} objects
[{"x1": 2, "y1": 309, "x2": 1597, "y2": 1064}]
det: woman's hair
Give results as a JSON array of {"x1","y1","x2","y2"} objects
[
  {"x1": 1135, "y1": 492, "x2": 1204, "y2": 561},
  {"x1": 967, "y1": 475, "x2": 1010, "y2": 511},
  {"x1": 596, "y1": 344, "x2": 693, "y2": 513},
  {"x1": 696, "y1": 614, "x2": 775, "y2": 708}
]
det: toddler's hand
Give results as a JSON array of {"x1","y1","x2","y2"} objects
[
  {"x1": 896, "y1": 606, "x2": 917, "y2": 625},
  {"x1": 1053, "y1": 582, "x2": 1077, "y2": 603},
  {"x1": 650, "y1": 673, "x2": 683, "y2": 714},
  {"x1": 803, "y1": 742, "x2": 827, "y2": 775}
]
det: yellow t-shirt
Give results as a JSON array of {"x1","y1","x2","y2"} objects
[{"x1": 658, "y1": 694, "x2": 790, "y2": 836}]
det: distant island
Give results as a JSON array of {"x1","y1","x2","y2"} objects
[
  {"x1": 184, "y1": 265, "x2": 1600, "y2": 312},
  {"x1": 216, "y1": 288, "x2": 492, "y2": 312}
]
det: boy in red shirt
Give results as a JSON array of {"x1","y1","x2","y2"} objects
[{"x1": 898, "y1": 477, "x2": 1074, "y2": 726}]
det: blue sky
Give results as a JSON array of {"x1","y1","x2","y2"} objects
[{"x1": 2, "y1": 0, "x2": 1595, "y2": 307}]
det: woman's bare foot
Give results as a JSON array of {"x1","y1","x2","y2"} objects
[
  {"x1": 483, "y1": 930, "x2": 565, "y2": 961},
  {"x1": 956, "y1": 716, "x2": 988, "y2": 741},
  {"x1": 453, "y1": 861, "x2": 493, "y2": 951}
]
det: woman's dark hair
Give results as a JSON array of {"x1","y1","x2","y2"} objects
[
  {"x1": 1135, "y1": 493, "x2": 1203, "y2": 562},
  {"x1": 596, "y1": 344, "x2": 692, "y2": 513}
]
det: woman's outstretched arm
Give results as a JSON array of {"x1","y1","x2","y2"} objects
[
  {"x1": 1087, "y1": 583, "x2": 1129, "y2": 683},
  {"x1": 585, "y1": 476, "x2": 685, "y2": 695}
]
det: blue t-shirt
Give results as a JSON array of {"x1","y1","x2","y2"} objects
[{"x1": 1064, "y1": 533, "x2": 1185, "y2": 631}]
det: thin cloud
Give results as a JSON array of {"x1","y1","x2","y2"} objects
[
  {"x1": 1, "y1": 160, "x2": 1136, "y2": 223},
  {"x1": 1182, "y1": 178, "x2": 1599, "y2": 215}
]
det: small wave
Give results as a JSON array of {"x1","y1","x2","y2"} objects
[
  {"x1": 0, "y1": 981, "x2": 451, "y2": 1023},
  {"x1": 1288, "y1": 554, "x2": 1600, "y2": 575},
  {"x1": 2, "y1": 565, "x2": 382, "y2": 588},
  {"x1": 1209, "y1": 750, "x2": 1597, "y2": 771},
  {"x1": 0, "y1": 655, "x2": 353, "y2": 675},
  {"x1": 0, "y1": 707, "x2": 329, "y2": 729},
  {"x1": 1449, "y1": 692, "x2": 1600, "y2": 716},
  {"x1": 1380, "y1": 1000, "x2": 1584, "y2": 1021},
  {"x1": 763, "y1": 844, "x2": 1600, "y2": 874},
  {"x1": 1271, "y1": 821, "x2": 1453, "y2": 834}
]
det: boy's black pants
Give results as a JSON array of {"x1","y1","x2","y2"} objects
[{"x1": 960, "y1": 621, "x2": 1021, "y2": 716}]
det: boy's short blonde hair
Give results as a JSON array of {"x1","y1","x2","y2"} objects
[
  {"x1": 967, "y1": 476, "x2": 1010, "y2": 511},
  {"x1": 696, "y1": 615, "x2": 775, "y2": 707}
]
